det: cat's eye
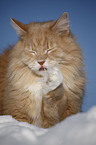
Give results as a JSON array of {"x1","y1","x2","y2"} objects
[
  {"x1": 25, "y1": 44, "x2": 36, "y2": 55},
  {"x1": 28, "y1": 50, "x2": 36, "y2": 54},
  {"x1": 47, "y1": 46, "x2": 57, "y2": 53},
  {"x1": 25, "y1": 49, "x2": 36, "y2": 55}
]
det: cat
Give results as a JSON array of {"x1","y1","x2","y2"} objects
[{"x1": 0, "y1": 12, "x2": 86, "y2": 128}]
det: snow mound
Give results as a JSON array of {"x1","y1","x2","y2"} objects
[{"x1": 0, "y1": 107, "x2": 96, "y2": 145}]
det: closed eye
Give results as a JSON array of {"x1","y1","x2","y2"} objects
[
  {"x1": 28, "y1": 50, "x2": 36, "y2": 54},
  {"x1": 25, "y1": 49, "x2": 36, "y2": 55},
  {"x1": 47, "y1": 46, "x2": 57, "y2": 53}
]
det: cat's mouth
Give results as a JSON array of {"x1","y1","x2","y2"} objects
[{"x1": 39, "y1": 66, "x2": 47, "y2": 71}]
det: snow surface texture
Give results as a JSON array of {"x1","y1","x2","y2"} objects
[{"x1": 0, "y1": 107, "x2": 96, "y2": 145}]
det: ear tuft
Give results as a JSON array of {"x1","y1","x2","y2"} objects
[
  {"x1": 52, "y1": 12, "x2": 69, "y2": 36},
  {"x1": 10, "y1": 18, "x2": 28, "y2": 36}
]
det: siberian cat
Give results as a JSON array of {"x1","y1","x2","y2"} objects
[{"x1": 0, "y1": 12, "x2": 86, "y2": 128}]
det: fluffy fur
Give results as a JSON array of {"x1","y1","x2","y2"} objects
[{"x1": 0, "y1": 12, "x2": 86, "y2": 128}]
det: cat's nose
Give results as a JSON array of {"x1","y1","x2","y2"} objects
[{"x1": 38, "y1": 60, "x2": 45, "y2": 65}]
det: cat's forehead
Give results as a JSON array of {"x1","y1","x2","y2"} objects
[
  {"x1": 30, "y1": 33, "x2": 48, "y2": 49},
  {"x1": 24, "y1": 22, "x2": 59, "y2": 50},
  {"x1": 26, "y1": 30, "x2": 56, "y2": 49}
]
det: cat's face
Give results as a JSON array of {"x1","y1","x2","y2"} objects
[{"x1": 22, "y1": 31, "x2": 65, "y2": 76}]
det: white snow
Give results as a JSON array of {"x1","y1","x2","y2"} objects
[{"x1": 0, "y1": 107, "x2": 96, "y2": 145}]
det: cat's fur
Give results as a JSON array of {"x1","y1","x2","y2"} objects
[{"x1": 0, "y1": 12, "x2": 86, "y2": 128}]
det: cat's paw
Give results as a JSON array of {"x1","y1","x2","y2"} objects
[{"x1": 42, "y1": 67, "x2": 63, "y2": 95}]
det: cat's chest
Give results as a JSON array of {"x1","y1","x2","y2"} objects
[
  {"x1": 24, "y1": 82, "x2": 43, "y2": 98},
  {"x1": 24, "y1": 82, "x2": 43, "y2": 124},
  {"x1": 24, "y1": 66, "x2": 63, "y2": 97}
]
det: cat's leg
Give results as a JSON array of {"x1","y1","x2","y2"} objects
[
  {"x1": 41, "y1": 84, "x2": 82, "y2": 128},
  {"x1": 41, "y1": 84, "x2": 67, "y2": 128},
  {"x1": 60, "y1": 91, "x2": 82, "y2": 120}
]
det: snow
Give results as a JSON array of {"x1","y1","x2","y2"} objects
[{"x1": 0, "y1": 107, "x2": 96, "y2": 145}]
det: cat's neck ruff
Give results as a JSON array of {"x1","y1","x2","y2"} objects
[{"x1": 24, "y1": 66, "x2": 63, "y2": 97}]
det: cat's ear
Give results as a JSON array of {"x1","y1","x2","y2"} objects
[
  {"x1": 10, "y1": 18, "x2": 28, "y2": 36},
  {"x1": 51, "y1": 12, "x2": 69, "y2": 36}
]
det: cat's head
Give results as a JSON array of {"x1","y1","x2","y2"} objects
[{"x1": 10, "y1": 12, "x2": 72, "y2": 76}]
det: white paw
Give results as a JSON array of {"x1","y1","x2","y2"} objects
[{"x1": 42, "y1": 67, "x2": 63, "y2": 95}]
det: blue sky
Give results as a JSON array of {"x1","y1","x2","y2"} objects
[{"x1": 0, "y1": 0, "x2": 96, "y2": 111}]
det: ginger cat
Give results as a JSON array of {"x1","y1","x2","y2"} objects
[{"x1": 0, "y1": 12, "x2": 86, "y2": 128}]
